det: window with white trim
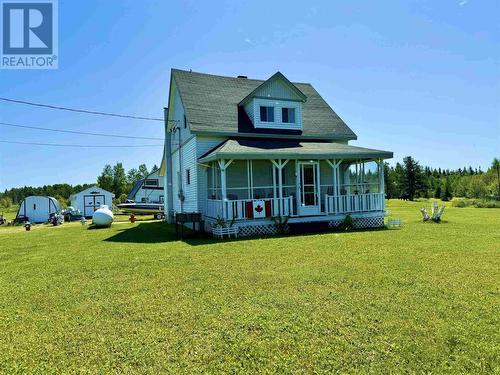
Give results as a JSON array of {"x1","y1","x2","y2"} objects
[
  {"x1": 282, "y1": 107, "x2": 295, "y2": 123},
  {"x1": 259, "y1": 106, "x2": 274, "y2": 122}
]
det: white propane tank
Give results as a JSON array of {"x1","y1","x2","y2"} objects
[{"x1": 92, "y1": 205, "x2": 114, "y2": 227}]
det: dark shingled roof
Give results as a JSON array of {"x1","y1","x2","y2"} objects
[
  {"x1": 199, "y1": 139, "x2": 393, "y2": 162},
  {"x1": 172, "y1": 69, "x2": 357, "y2": 140}
]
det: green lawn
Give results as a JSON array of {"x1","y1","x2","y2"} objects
[{"x1": 0, "y1": 200, "x2": 498, "y2": 373}]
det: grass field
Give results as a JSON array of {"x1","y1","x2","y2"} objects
[{"x1": 0, "y1": 200, "x2": 498, "y2": 373}]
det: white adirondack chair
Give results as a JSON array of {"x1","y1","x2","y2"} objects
[
  {"x1": 431, "y1": 201, "x2": 438, "y2": 217},
  {"x1": 420, "y1": 208, "x2": 430, "y2": 221},
  {"x1": 433, "y1": 206, "x2": 445, "y2": 222}
]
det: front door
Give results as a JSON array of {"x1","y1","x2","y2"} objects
[
  {"x1": 84, "y1": 195, "x2": 104, "y2": 217},
  {"x1": 298, "y1": 162, "x2": 320, "y2": 215}
]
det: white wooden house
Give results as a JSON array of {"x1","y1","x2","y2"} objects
[
  {"x1": 70, "y1": 186, "x2": 114, "y2": 218},
  {"x1": 159, "y1": 70, "x2": 393, "y2": 236}
]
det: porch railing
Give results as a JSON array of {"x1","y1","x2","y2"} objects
[
  {"x1": 324, "y1": 193, "x2": 385, "y2": 214},
  {"x1": 206, "y1": 197, "x2": 295, "y2": 220}
]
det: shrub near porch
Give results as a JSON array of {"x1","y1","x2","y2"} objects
[{"x1": 0, "y1": 200, "x2": 498, "y2": 373}]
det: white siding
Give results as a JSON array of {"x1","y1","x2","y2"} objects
[
  {"x1": 244, "y1": 101, "x2": 254, "y2": 123},
  {"x1": 169, "y1": 86, "x2": 191, "y2": 153},
  {"x1": 171, "y1": 136, "x2": 198, "y2": 213},
  {"x1": 251, "y1": 98, "x2": 302, "y2": 130},
  {"x1": 167, "y1": 80, "x2": 195, "y2": 215},
  {"x1": 196, "y1": 136, "x2": 226, "y2": 158},
  {"x1": 196, "y1": 136, "x2": 227, "y2": 216},
  {"x1": 172, "y1": 148, "x2": 181, "y2": 212}
]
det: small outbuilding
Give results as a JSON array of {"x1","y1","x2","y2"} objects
[
  {"x1": 70, "y1": 186, "x2": 115, "y2": 218},
  {"x1": 16, "y1": 196, "x2": 61, "y2": 223}
]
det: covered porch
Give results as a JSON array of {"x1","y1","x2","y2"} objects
[{"x1": 200, "y1": 139, "x2": 392, "y2": 221}]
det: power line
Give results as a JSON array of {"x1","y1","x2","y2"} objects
[
  {"x1": 0, "y1": 122, "x2": 164, "y2": 140},
  {"x1": 0, "y1": 97, "x2": 164, "y2": 122},
  {"x1": 0, "y1": 140, "x2": 163, "y2": 148}
]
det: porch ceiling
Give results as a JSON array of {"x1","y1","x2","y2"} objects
[{"x1": 198, "y1": 139, "x2": 393, "y2": 163}]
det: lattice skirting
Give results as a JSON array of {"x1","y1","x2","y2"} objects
[
  {"x1": 328, "y1": 216, "x2": 384, "y2": 229},
  {"x1": 204, "y1": 220, "x2": 281, "y2": 237},
  {"x1": 206, "y1": 216, "x2": 383, "y2": 238},
  {"x1": 237, "y1": 224, "x2": 280, "y2": 237},
  {"x1": 327, "y1": 220, "x2": 344, "y2": 229},
  {"x1": 353, "y1": 216, "x2": 384, "y2": 229}
]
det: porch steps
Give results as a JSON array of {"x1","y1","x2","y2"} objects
[{"x1": 288, "y1": 221, "x2": 330, "y2": 235}]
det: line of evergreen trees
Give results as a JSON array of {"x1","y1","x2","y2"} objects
[
  {"x1": 385, "y1": 157, "x2": 499, "y2": 201},
  {"x1": 1, "y1": 157, "x2": 498, "y2": 209}
]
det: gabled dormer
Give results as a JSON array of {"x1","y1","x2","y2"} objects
[{"x1": 239, "y1": 72, "x2": 307, "y2": 131}]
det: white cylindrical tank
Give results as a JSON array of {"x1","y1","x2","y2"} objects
[{"x1": 92, "y1": 205, "x2": 114, "y2": 227}]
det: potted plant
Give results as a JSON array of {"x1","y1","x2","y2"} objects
[{"x1": 212, "y1": 216, "x2": 238, "y2": 238}]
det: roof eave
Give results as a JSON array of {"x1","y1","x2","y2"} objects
[
  {"x1": 199, "y1": 151, "x2": 393, "y2": 163},
  {"x1": 192, "y1": 129, "x2": 357, "y2": 141}
]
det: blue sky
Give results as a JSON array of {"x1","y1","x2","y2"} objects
[{"x1": 0, "y1": 0, "x2": 498, "y2": 190}]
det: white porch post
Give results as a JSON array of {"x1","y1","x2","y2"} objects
[
  {"x1": 378, "y1": 159, "x2": 385, "y2": 210},
  {"x1": 326, "y1": 159, "x2": 335, "y2": 213},
  {"x1": 295, "y1": 160, "x2": 300, "y2": 214},
  {"x1": 378, "y1": 159, "x2": 385, "y2": 194},
  {"x1": 335, "y1": 161, "x2": 342, "y2": 196},
  {"x1": 272, "y1": 162, "x2": 277, "y2": 199},
  {"x1": 271, "y1": 159, "x2": 289, "y2": 216},
  {"x1": 218, "y1": 159, "x2": 233, "y2": 219},
  {"x1": 247, "y1": 160, "x2": 251, "y2": 199},
  {"x1": 326, "y1": 159, "x2": 343, "y2": 214},
  {"x1": 219, "y1": 160, "x2": 227, "y2": 219}
]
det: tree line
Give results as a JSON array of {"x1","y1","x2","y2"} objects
[
  {"x1": 384, "y1": 157, "x2": 499, "y2": 201},
  {"x1": 1, "y1": 158, "x2": 498, "y2": 209},
  {"x1": 96, "y1": 162, "x2": 159, "y2": 203},
  {"x1": 0, "y1": 162, "x2": 159, "y2": 208}
]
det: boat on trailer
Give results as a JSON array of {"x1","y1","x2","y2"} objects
[{"x1": 117, "y1": 202, "x2": 164, "y2": 215}]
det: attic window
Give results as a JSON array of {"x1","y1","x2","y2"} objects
[
  {"x1": 282, "y1": 108, "x2": 295, "y2": 123},
  {"x1": 259, "y1": 106, "x2": 274, "y2": 122}
]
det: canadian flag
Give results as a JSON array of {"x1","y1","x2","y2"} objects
[
  {"x1": 253, "y1": 200, "x2": 266, "y2": 218},
  {"x1": 245, "y1": 200, "x2": 272, "y2": 219}
]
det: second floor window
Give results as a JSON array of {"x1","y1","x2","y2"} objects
[
  {"x1": 282, "y1": 108, "x2": 295, "y2": 123},
  {"x1": 259, "y1": 106, "x2": 274, "y2": 122},
  {"x1": 145, "y1": 179, "x2": 159, "y2": 187}
]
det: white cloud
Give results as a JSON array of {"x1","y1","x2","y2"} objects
[
  {"x1": 459, "y1": 0, "x2": 468, "y2": 6},
  {"x1": 244, "y1": 38, "x2": 252, "y2": 45}
]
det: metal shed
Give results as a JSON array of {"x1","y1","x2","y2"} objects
[{"x1": 16, "y1": 196, "x2": 61, "y2": 223}]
